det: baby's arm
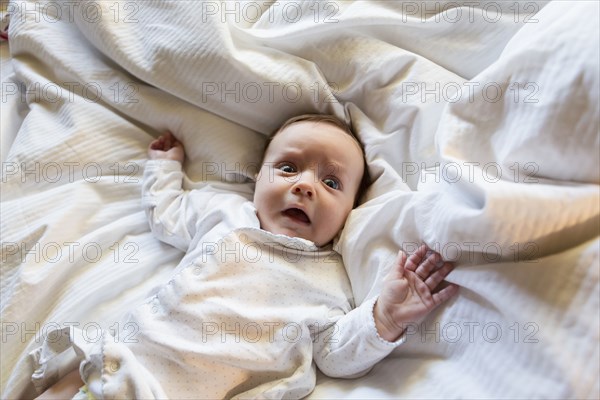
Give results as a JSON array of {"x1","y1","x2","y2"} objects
[
  {"x1": 374, "y1": 245, "x2": 459, "y2": 341},
  {"x1": 143, "y1": 132, "x2": 196, "y2": 251},
  {"x1": 313, "y1": 245, "x2": 458, "y2": 378}
]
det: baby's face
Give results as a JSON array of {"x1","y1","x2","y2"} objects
[{"x1": 254, "y1": 121, "x2": 364, "y2": 247}]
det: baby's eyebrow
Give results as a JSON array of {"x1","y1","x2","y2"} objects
[
  {"x1": 320, "y1": 161, "x2": 349, "y2": 179},
  {"x1": 274, "y1": 148, "x2": 302, "y2": 159}
]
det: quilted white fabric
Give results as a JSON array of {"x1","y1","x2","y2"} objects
[{"x1": 1, "y1": 1, "x2": 598, "y2": 398}]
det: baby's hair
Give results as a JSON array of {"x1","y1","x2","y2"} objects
[
  {"x1": 269, "y1": 114, "x2": 355, "y2": 142},
  {"x1": 261, "y1": 113, "x2": 371, "y2": 207}
]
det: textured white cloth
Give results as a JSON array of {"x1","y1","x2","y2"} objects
[
  {"x1": 3, "y1": 1, "x2": 598, "y2": 399},
  {"x1": 30, "y1": 159, "x2": 404, "y2": 399}
]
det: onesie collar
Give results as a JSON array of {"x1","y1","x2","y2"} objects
[{"x1": 235, "y1": 227, "x2": 328, "y2": 253}]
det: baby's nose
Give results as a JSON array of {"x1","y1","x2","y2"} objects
[{"x1": 292, "y1": 181, "x2": 314, "y2": 198}]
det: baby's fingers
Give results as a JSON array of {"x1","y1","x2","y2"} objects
[
  {"x1": 415, "y1": 251, "x2": 443, "y2": 280},
  {"x1": 149, "y1": 136, "x2": 165, "y2": 151},
  {"x1": 424, "y1": 262, "x2": 455, "y2": 290},
  {"x1": 432, "y1": 283, "x2": 459, "y2": 306},
  {"x1": 404, "y1": 245, "x2": 429, "y2": 272}
]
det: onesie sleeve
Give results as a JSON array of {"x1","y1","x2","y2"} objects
[
  {"x1": 142, "y1": 159, "x2": 200, "y2": 251},
  {"x1": 312, "y1": 296, "x2": 406, "y2": 378}
]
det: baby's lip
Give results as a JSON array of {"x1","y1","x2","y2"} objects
[{"x1": 282, "y1": 207, "x2": 311, "y2": 225}]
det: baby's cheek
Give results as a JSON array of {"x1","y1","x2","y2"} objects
[{"x1": 330, "y1": 209, "x2": 347, "y2": 234}]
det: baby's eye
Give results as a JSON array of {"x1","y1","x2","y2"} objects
[
  {"x1": 323, "y1": 177, "x2": 340, "y2": 190},
  {"x1": 278, "y1": 163, "x2": 296, "y2": 173}
]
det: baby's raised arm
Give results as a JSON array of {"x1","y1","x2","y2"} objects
[
  {"x1": 148, "y1": 131, "x2": 185, "y2": 163},
  {"x1": 374, "y1": 245, "x2": 459, "y2": 342},
  {"x1": 142, "y1": 131, "x2": 194, "y2": 251},
  {"x1": 313, "y1": 245, "x2": 459, "y2": 379}
]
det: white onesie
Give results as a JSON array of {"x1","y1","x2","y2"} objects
[{"x1": 30, "y1": 160, "x2": 404, "y2": 399}]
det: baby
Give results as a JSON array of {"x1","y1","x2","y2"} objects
[{"x1": 34, "y1": 114, "x2": 458, "y2": 399}]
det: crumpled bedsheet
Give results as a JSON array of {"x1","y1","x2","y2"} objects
[{"x1": 1, "y1": 1, "x2": 598, "y2": 398}]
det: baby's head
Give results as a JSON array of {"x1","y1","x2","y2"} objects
[{"x1": 254, "y1": 114, "x2": 369, "y2": 247}]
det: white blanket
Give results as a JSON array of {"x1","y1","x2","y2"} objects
[{"x1": 1, "y1": 1, "x2": 598, "y2": 398}]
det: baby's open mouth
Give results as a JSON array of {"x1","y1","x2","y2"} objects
[{"x1": 283, "y1": 208, "x2": 311, "y2": 224}]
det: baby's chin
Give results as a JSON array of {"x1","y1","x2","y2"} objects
[{"x1": 257, "y1": 215, "x2": 339, "y2": 247}]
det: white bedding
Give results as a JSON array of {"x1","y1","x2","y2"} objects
[{"x1": 1, "y1": 1, "x2": 598, "y2": 399}]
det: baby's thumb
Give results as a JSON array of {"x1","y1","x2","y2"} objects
[{"x1": 390, "y1": 250, "x2": 407, "y2": 279}]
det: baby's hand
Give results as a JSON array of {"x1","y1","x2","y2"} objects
[
  {"x1": 374, "y1": 245, "x2": 459, "y2": 342},
  {"x1": 148, "y1": 131, "x2": 185, "y2": 163}
]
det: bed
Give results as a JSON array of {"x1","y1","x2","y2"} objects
[{"x1": 1, "y1": 0, "x2": 598, "y2": 398}]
